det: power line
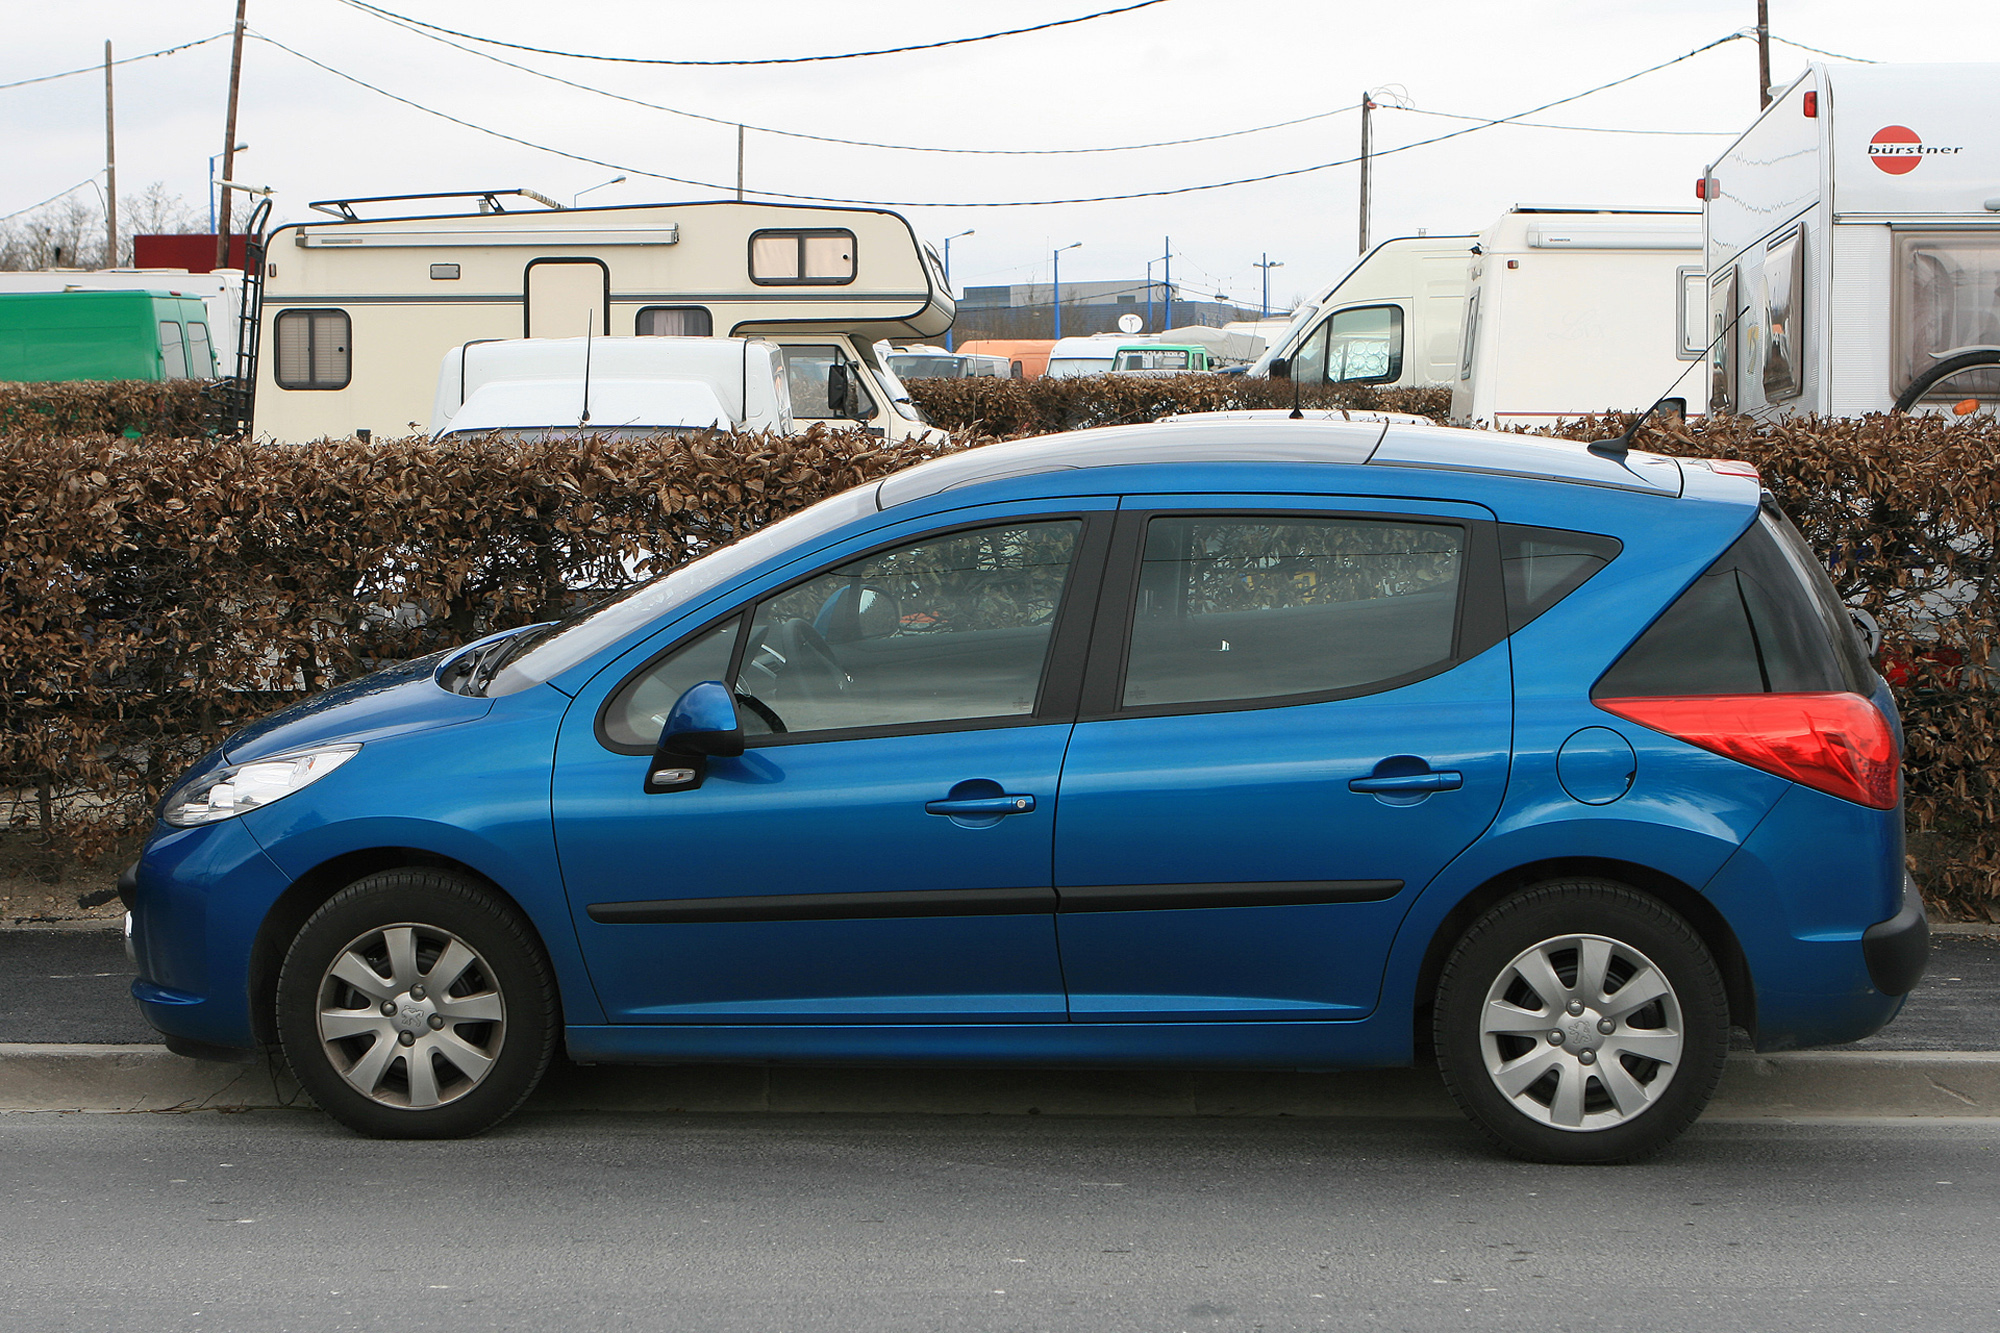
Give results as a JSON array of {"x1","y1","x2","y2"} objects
[
  {"x1": 332, "y1": 0, "x2": 1175, "y2": 67},
  {"x1": 1767, "y1": 33, "x2": 1880, "y2": 63},
  {"x1": 0, "y1": 177, "x2": 100, "y2": 225},
  {"x1": 254, "y1": 29, "x2": 1748, "y2": 210},
  {"x1": 0, "y1": 32, "x2": 231, "y2": 93},
  {"x1": 335, "y1": 2, "x2": 1356, "y2": 157},
  {"x1": 1388, "y1": 105, "x2": 1735, "y2": 136}
]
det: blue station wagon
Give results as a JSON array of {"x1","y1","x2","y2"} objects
[{"x1": 123, "y1": 416, "x2": 1930, "y2": 1162}]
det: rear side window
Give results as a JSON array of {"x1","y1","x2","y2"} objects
[
  {"x1": 1500, "y1": 525, "x2": 1621, "y2": 633},
  {"x1": 1593, "y1": 511, "x2": 1864, "y2": 698},
  {"x1": 186, "y1": 322, "x2": 214, "y2": 377},
  {"x1": 636, "y1": 306, "x2": 712, "y2": 336},
  {"x1": 750, "y1": 229, "x2": 856, "y2": 285},
  {"x1": 157, "y1": 322, "x2": 188, "y2": 379},
  {"x1": 1122, "y1": 515, "x2": 1463, "y2": 709}
]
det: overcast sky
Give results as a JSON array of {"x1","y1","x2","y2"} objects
[{"x1": 8, "y1": 1, "x2": 1999, "y2": 313}]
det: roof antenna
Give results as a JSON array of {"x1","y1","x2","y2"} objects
[
  {"x1": 580, "y1": 309, "x2": 595, "y2": 427},
  {"x1": 1590, "y1": 304, "x2": 1744, "y2": 458},
  {"x1": 1288, "y1": 359, "x2": 1304, "y2": 420}
]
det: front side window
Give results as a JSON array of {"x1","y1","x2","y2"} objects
[
  {"x1": 1122, "y1": 515, "x2": 1463, "y2": 710},
  {"x1": 1318, "y1": 305, "x2": 1403, "y2": 383},
  {"x1": 1762, "y1": 227, "x2": 1805, "y2": 401},
  {"x1": 274, "y1": 309, "x2": 351, "y2": 390},
  {"x1": 750, "y1": 229, "x2": 856, "y2": 285},
  {"x1": 603, "y1": 618, "x2": 742, "y2": 749},
  {"x1": 635, "y1": 306, "x2": 713, "y2": 337},
  {"x1": 782, "y1": 344, "x2": 876, "y2": 420},
  {"x1": 1894, "y1": 231, "x2": 2000, "y2": 402},
  {"x1": 157, "y1": 322, "x2": 188, "y2": 379},
  {"x1": 737, "y1": 520, "x2": 1080, "y2": 738}
]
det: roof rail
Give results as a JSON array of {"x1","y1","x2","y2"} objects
[{"x1": 307, "y1": 189, "x2": 564, "y2": 221}]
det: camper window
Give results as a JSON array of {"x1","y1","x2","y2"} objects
[
  {"x1": 635, "y1": 306, "x2": 714, "y2": 337},
  {"x1": 1893, "y1": 232, "x2": 2000, "y2": 402},
  {"x1": 1709, "y1": 269, "x2": 1738, "y2": 415},
  {"x1": 274, "y1": 310, "x2": 352, "y2": 390},
  {"x1": 750, "y1": 229, "x2": 857, "y2": 285},
  {"x1": 1459, "y1": 292, "x2": 1481, "y2": 382},
  {"x1": 1762, "y1": 228, "x2": 1805, "y2": 402},
  {"x1": 157, "y1": 323, "x2": 188, "y2": 380},
  {"x1": 784, "y1": 345, "x2": 876, "y2": 419}
]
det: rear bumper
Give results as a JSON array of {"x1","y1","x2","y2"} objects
[{"x1": 1862, "y1": 873, "x2": 1930, "y2": 997}]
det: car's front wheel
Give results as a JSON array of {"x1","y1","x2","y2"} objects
[
  {"x1": 276, "y1": 868, "x2": 557, "y2": 1138},
  {"x1": 1433, "y1": 881, "x2": 1729, "y2": 1164}
]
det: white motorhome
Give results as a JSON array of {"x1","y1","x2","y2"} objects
[
  {"x1": 0, "y1": 268, "x2": 246, "y2": 366},
  {"x1": 1451, "y1": 207, "x2": 1707, "y2": 426},
  {"x1": 1701, "y1": 63, "x2": 2000, "y2": 419},
  {"x1": 249, "y1": 191, "x2": 951, "y2": 443},
  {"x1": 431, "y1": 336, "x2": 793, "y2": 441},
  {"x1": 1250, "y1": 234, "x2": 1475, "y2": 387}
]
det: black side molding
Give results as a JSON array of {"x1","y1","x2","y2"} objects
[
  {"x1": 1862, "y1": 873, "x2": 1930, "y2": 997},
  {"x1": 1057, "y1": 880, "x2": 1403, "y2": 912},
  {"x1": 588, "y1": 886, "x2": 1056, "y2": 925}
]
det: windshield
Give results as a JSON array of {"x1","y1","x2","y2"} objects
[
  {"x1": 1252, "y1": 303, "x2": 1322, "y2": 373},
  {"x1": 437, "y1": 425, "x2": 713, "y2": 444},
  {"x1": 859, "y1": 341, "x2": 926, "y2": 422},
  {"x1": 1047, "y1": 357, "x2": 1113, "y2": 378},
  {"x1": 482, "y1": 485, "x2": 882, "y2": 696}
]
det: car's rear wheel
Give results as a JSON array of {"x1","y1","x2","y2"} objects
[
  {"x1": 276, "y1": 868, "x2": 557, "y2": 1139},
  {"x1": 1433, "y1": 881, "x2": 1728, "y2": 1164}
]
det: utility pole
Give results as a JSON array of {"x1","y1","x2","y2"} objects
[
  {"x1": 1358, "y1": 92, "x2": 1376, "y2": 256},
  {"x1": 216, "y1": 0, "x2": 249, "y2": 270},
  {"x1": 736, "y1": 125, "x2": 745, "y2": 201},
  {"x1": 1756, "y1": 0, "x2": 1772, "y2": 109},
  {"x1": 941, "y1": 229, "x2": 972, "y2": 350},
  {"x1": 1052, "y1": 242, "x2": 1081, "y2": 339},
  {"x1": 103, "y1": 41, "x2": 117, "y2": 269},
  {"x1": 1162, "y1": 236, "x2": 1172, "y2": 330}
]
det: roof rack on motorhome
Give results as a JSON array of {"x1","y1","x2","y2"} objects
[{"x1": 308, "y1": 189, "x2": 565, "y2": 221}]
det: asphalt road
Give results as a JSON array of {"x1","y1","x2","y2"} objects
[
  {"x1": 1, "y1": 1111, "x2": 1996, "y2": 1332},
  {"x1": 2, "y1": 926, "x2": 1995, "y2": 1050}
]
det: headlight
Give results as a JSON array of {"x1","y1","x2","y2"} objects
[{"x1": 161, "y1": 744, "x2": 362, "y2": 827}]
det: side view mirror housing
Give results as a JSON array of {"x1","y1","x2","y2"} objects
[
  {"x1": 646, "y1": 681, "x2": 743, "y2": 793},
  {"x1": 1268, "y1": 357, "x2": 1291, "y2": 381},
  {"x1": 826, "y1": 363, "x2": 852, "y2": 418}
]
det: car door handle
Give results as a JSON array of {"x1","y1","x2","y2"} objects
[
  {"x1": 1348, "y1": 772, "x2": 1462, "y2": 794},
  {"x1": 925, "y1": 794, "x2": 1036, "y2": 816}
]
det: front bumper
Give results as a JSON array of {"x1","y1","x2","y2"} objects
[{"x1": 1862, "y1": 873, "x2": 1930, "y2": 997}]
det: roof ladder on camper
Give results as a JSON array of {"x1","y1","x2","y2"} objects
[{"x1": 203, "y1": 196, "x2": 271, "y2": 439}]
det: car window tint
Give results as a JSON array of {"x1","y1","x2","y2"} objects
[
  {"x1": 1122, "y1": 516, "x2": 1463, "y2": 709},
  {"x1": 738, "y1": 520, "x2": 1080, "y2": 737},
  {"x1": 602, "y1": 616, "x2": 741, "y2": 748},
  {"x1": 1499, "y1": 524, "x2": 1622, "y2": 633}
]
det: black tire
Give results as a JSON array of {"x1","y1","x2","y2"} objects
[
  {"x1": 1893, "y1": 350, "x2": 2000, "y2": 413},
  {"x1": 276, "y1": 868, "x2": 557, "y2": 1139},
  {"x1": 1433, "y1": 881, "x2": 1728, "y2": 1165}
]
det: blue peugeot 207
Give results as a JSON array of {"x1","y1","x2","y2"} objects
[{"x1": 123, "y1": 415, "x2": 1928, "y2": 1162}]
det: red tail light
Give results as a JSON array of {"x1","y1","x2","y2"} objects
[{"x1": 1594, "y1": 692, "x2": 1899, "y2": 809}]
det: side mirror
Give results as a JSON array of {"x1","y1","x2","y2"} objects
[
  {"x1": 1268, "y1": 357, "x2": 1291, "y2": 381},
  {"x1": 825, "y1": 363, "x2": 851, "y2": 417},
  {"x1": 646, "y1": 681, "x2": 743, "y2": 793}
]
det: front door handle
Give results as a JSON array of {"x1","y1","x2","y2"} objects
[
  {"x1": 925, "y1": 794, "x2": 1036, "y2": 816},
  {"x1": 1348, "y1": 772, "x2": 1462, "y2": 794}
]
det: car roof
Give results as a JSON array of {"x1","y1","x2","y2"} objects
[{"x1": 874, "y1": 418, "x2": 1685, "y2": 510}]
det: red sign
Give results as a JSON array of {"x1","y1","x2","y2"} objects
[{"x1": 1866, "y1": 125, "x2": 1964, "y2": 174}]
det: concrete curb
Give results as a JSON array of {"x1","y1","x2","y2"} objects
[{"x1": 3, "y1": 1045, "x2": 1998, "y2": 1119}]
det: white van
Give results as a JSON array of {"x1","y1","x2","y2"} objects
[
  {"x1": 1451, "y1": 208, "x2": 1707, "y2": 426},
  {"x1": 1045, "y1": 334, "x2": 1129, "y2": 378},
  {"x1": 250, "y1": 191, "x2": 950, "y2": 444},
  {"x1": 1251, "y1": 235, "x2": 1475, "y2": 387},
  {"x1": 1702, "y1": 63, "x2": 2000, "y2": 419},
  {"x1": 431, "y1": 336, "x2": 793, "y2": 441}
]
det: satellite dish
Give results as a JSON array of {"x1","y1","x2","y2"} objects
[{"x1": 1117, "y1": 313, "x2": 1143, "y2": 334}]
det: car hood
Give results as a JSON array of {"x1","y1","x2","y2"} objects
[{"x1": 221, "y1": 648, "x2": 492, "y2": 763}]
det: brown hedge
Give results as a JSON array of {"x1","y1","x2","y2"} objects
[
  {"x1": 0, "y1": 379, "x2": 210, "y2": 438},
  {"x1": 7, "y1": 400, "x2": 2000, "y2": 919},
  {"x1": 904, "y1": 372, "x2": 1450, "y2": 438}
]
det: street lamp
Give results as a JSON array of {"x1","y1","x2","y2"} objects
[
  {"x1": 1052, "y1": 242, "x2": 1081, "y2": 340},
  {"x1": 942, "y1": 229, "x2": 973, "y2": 350},
  {"x1": 573, "y1": 175, "x2": 626, "y2": 207},
  {"x1": 1254, "y1": 255, "x2": 1284, "y2": 318},
  {"x1": 208, "y1": 142, "x2": 247, "y2": 233}
]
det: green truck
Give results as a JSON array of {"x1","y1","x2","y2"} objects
[{"x1": 0, "y1": 290, "x2": 219, "y2": 383}]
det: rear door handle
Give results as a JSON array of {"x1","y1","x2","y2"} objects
[
  {"x1": 925, "y1": 794, "x2": 1036, "y2": 816},
  {"x1": 1348, "y1": 772, "x2": 1462, "y2": 794}
]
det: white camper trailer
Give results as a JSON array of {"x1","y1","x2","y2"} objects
[
  {"x1": 1450, "y1": 207, "x2": 1707, "y2": 426},
  {"x1": 1701, "y1": 63, "x2": 2000, "y2": 419},
  {"x1": 250, "y1": 191, "x2": 951, "y2": 443},
  {"x1": 1251, "y1": 234, "x2": 1476, "y2": 388},
  {"x1": 430, "y1": 336, "x2": 793, "y2": 441}
]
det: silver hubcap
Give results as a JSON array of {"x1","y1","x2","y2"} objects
[
  {"x1": 1478, "y1": 933, "x2": 1683, "y2": 1132},
  {"x1": 315, "y1": 923, "x2": 506, "y2": 1110}
]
